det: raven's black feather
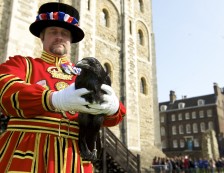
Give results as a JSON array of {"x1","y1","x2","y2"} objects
[{"x1": 75, "y1": 57, "x2": 111, "y2": 161}]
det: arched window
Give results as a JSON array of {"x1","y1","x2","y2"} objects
[
  {"x1": 198, "y1": 99, "x2": 205, "y2": 106},
  {"x1": 100, "y1": 9, "x2": 109, "y2": 27},
  {"x1": 161, "y1": 126, "x2": 165, "y2": 136},
  {"x1": 178, "y1": 102, "x2": 185, "y2": 109},
  {"x1": 172, "y1": 126, "x2": 177, "y2": 135},
  {"x1": 137, "y1": 29, "x2": 144, "y2": 45},
  {"x1": 180, "y1": 139, "x2": 185, "y2": 148},
  {"x1": 140, "y1": 77, "x2": 146, "y2": 94},
  {"x1": 138, "y1": 0, "x2": 144, "y2": 12},
  {"x1": 199, "y1": 110, "x2": 204, "y2": 118},
  {"x1": 171, "y1": 114, "x2": 175, "y2": 121},
  {"x1": 179, "y1": 125, "x2": 184, "y2": 134},
  {"x1": 160, "y1": 115, "x2": 165, "y2": 122},
  {"x1": 186, "y1": 124, "x2": 191, "y2": 134},
  {"x1": 194, "y1": 138, "x2": 199, "y2": 147},
  {"x1": 129, "y1": 20, "x2": 132, "y2": 35},
  {"x1": 193, "y1": 123, "x2": 198, "y2": 133},
  {"x1": 160, "y1": 105, "x2": 167, "y2": 112},
  {"x1": 173, "y1": 139, "x2": 178, "y2": 148},
  {"x1": 200, "y1": 122, "x2": 205, "y2": 132},
  {"x1": 87, "y1": 0, "x2": 91, "y2": 10},
  {"x1": 161, "y1": 140, "x2": 167, "y2": 149},
  {"x1": 103, "y1": 63, "x2": 112, "y2": 79},
  {"x1": 178, "y1": 113, "x2": 182, "y2": 120},
  {"x1": 208, "y1": 121, "x2": 214, "y2": 130},
  {"x1": 192, "y1": 111, "x2": 196, "y2": 119}
]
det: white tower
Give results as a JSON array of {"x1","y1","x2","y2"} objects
[{"x1": 0, "y1": 0, "x2": 164, "y2": 170}]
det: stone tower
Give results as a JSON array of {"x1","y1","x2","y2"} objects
[{"x1": 0, "y1": 0, "x2": 164, "y2": 170}]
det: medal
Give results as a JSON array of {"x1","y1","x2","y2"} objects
[
  {"x1": 72, "y1": 67, "x2": 81, "y2": 75},
  {"x1": 61, "y1": 63, "x2": 81, "y2": 75},
  {"x1": 61, "y1": 64, "x2": 71, "y2": 74}
]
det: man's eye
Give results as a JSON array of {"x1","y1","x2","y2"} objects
[
  {"x1": 62, "y1": 32, "x2": 69, "y2": 37},
  {"x1": 49, "y1": 31, "x2": 57, "y2": 35}
]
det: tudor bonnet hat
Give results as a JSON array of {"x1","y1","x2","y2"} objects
[{"x1": 29, "y1": 2, "x2": 84, "y2": 43}]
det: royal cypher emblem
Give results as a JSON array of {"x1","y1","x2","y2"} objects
[
  {"x1": 47, "y1": 66, "x2": 73, "y2": 80},
  {"x1": 55, "y1": 81, "x2": 69, "y2": 90}
]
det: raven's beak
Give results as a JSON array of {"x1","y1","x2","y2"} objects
[{"x1": 76, "y1": 59, "x2": 91, "y2": 69}]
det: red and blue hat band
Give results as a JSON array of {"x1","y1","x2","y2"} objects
[{"x1": 36, "y1": 11, "x2": 79, "y2": 26}]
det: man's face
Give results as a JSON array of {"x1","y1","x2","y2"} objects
[{"x1": 41, "y1": 27, "x2": 72, "y2": 57}]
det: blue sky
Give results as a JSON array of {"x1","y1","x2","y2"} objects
[{"x1": 152, "y1": 0, "x2": 224, "y2": 102}]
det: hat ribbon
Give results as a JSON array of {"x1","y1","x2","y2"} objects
[{"x1": 36, "y1": 11, "x2": 79, "y2": 26}]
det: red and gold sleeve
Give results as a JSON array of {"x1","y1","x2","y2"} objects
[
  {"x1": 0, "y1": 56, "x2": 51, "y2": 118},
  {"x1": 102, "y1": 102, "x2": 126, "y2": 127}
]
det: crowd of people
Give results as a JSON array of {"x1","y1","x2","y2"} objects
[{"x1": 152, "y1": 156, "x2": 224, "y2": 173}]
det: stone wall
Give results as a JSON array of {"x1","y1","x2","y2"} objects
[
  {"x1": 202, "y1": 129, "x2": 220, "y2": 159},
  {"x1": 0, "y1": 0, "x2": 11, "y2": 63}
]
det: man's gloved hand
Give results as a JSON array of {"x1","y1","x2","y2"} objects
[
  {"x1": 88, "y1": 84, "x2": 119, "y2": 116},
  {"x1": 51, "y1": 83, "x2": 100, "y2": 113}
]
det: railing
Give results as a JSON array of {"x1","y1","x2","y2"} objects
[{"x1": 100, "y1": 127, "x2": 141, "y2": 173}]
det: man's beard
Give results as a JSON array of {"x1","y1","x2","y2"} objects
[{"x1": 50, "y1": 43, "x2": 67, "y2": 56}]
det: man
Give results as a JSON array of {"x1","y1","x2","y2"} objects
[{"x1": 0, "y1": 2, "x2": 126, "y2": 173}]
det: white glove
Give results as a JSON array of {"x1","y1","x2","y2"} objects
[
  {"x1": 52, "y1": 83, "x2": 101, "y2": 114},
  {"x1": 88, "y1": 84, "x2": 119, "y2": 115}
]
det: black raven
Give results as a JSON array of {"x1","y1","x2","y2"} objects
[{"x1": 75, "y1": 57, "x2": 111, "y2": 161}]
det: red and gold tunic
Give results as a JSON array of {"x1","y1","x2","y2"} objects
[{"x1": 0, "y1": 51, "x2": 126, "y2": 173}]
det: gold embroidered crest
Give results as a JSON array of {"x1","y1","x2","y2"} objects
[
  {"x1": 55, "y1": 82, "x2": 69, "y2": 90},
  {"x1": 47, "y1": 66, "x2": 73, "y2": 80}
]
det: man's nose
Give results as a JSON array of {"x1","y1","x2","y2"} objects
[{"x1": 55, "y1": 32, "x2": 63, "y2": 39}]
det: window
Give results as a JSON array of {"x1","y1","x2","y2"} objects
[
  {"x1": 193, "y1": 123, "x2": 198, "y2": 133},
  {"x1": 186, "y1": 124, "x2": 191, "y2": 134},
  {"x1": 192, "y1": 111, "x2": 196, "y2": 119},
  {"x1": 178, "y1": 113, "x2": 182, "y2": 120},
  {"x1": 173, "y1": 140, "x2": 178, "y2": 148},
  {"x1": 161, "y1": 127, "x2": 165, "y2": 136},
  {"x1": 185, "y1": 112, "x2": 190, "y2": 120},
  {"x1": 180, "y1": 139, "x2": 185, "y2": 148},
  {"x1": 160, "y1": 105, "x2": 167, "y2": 112},
  {"x1": 103, "y1": 63, "x2": 112, "y2": 79},
  {"x1": 199, "y1": 110, "x2": 204, "y2": 118},
  {"x1": 207, "y1": 109, "x2": 212, "y2": 117},
  {"x1": 172, "y1": 126, "x2": 177, "y2": 135},
  {"x1": 208, "y1": 121, "x2": 214, "y2": 130},
  {"x1": 87, "y1": 0, "x2": 91, "y2": 10},
  {"x1": 186, "y1": 138, "x2": 193, "y2": 150},
  {"x1": 200, "y1": 122, "x2": 205, "y2": 132},
  {"x1": 140, "y1": 77, "x2": 146, "y2": 94},
  {"x1": 137, "y1": 29, "x2": 144, "y2": 45},
  {"x1": 138, "y1": 0, "x2": 144, "y2": 12},
  {"x1": 161, "y1": 140, "x2": 167, "y2": 149},
  {"x1": 179, "y1": 125, "x2": 184, "y2": 134},
  {"x1": 100, "y1": 9, "x2": 109, "y2": 27},
  {"x1": 129, "y1": 20, "x2": 132, "y2": 35},
  {"x1": 178, "y1": 102, "x2": 185, "y2": 109},
  {"x1": 198, "y1": 99, "x2": 205, "y2": 106},
  {"x1": 160, "y1": 115, "x2": 165, "y2": 123},
  {"x1": 171, "y1": 114, "x2": 176, "y2": 121},
  {"x1": 194, "y1": 138, "x2": 200, "y2": 147}
]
